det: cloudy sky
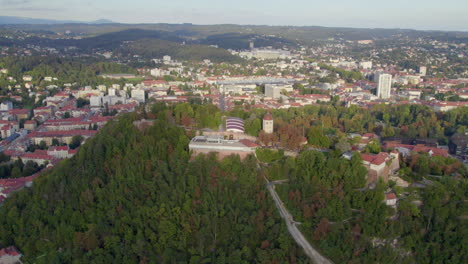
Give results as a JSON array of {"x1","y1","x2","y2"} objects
[{"x1": 1, "y1": 0, "x2": 467, "y2": 31}]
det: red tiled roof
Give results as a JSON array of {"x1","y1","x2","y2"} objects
[
  {"x1": 69, "y1": 149, "x2": 78, "y2": 154},
  {"x1": 383, "y1": 142, "x2": 448, "y2": 157},
  {"x1": 48, "y1": 146, "x2": 69, "y2": 152},
  {"x1": 0, "y1": 246, "x2": 21, "y2": 257},
  {"x1": 8, "y1": 109, "x2": 29, "y2": 115},
  {"x1": 361, "y1": 152, "x2": 388, "y2": 165},
  {"x1": 0, "y1": 121, "x2": 18, "y2": 125},
  {"x1": 21, "y1": 149, "x2": 52, "y2": 160},
  {"x1": 386, "y1": 193, "x2": 397, "y2": 200},
  {"x1": 54, "y1": 92, "x2": 70, "y2": 97},
  {"x1": 263, "y1": 112, "x2": 273, "y2": 121},
  {"x1": 35, "y1": 106, "x2": 51, "y2": 110},
  {"x1": 44, "y1": 117, "x2": 84, "y2": 124},
  {"x1": 27, "y1": 130, "x2": 97, "y2": 138}
]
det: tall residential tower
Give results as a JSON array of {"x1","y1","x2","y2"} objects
[{"x1": 376, "y1": 73, "x2": 392, "y2": 99}]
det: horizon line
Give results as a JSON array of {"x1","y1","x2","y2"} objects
[{"x1": 0, "y1": 15, "x2": 467, "y2": 33}]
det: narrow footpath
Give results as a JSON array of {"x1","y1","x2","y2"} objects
[{"x1": 266, "y1": 180, "x2": 333, "y2": 264}]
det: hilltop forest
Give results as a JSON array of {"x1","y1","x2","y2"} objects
[
  {"x1": 0, "y1": 102, "x2": 466, "y2": 263},
  {"x1": 0, "y1": 104, "x2": 307, "y2": 263}
]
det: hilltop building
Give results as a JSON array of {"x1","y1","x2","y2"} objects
[
  {"x1": 361, "y1": 151, "x2": 399, "y2": 184},
  {"x1": 189, "y1": 136, "x2": 258, "y2": 160},
  {"x1": 263, "y1": 112, "x2": 274, "y2": 134},
  {"x1": 226, "y1": 117, "x2": 245, "y2": 133}
]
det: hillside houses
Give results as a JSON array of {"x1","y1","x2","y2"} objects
[
  {"x1": 361, "y1": 151, "x2": 400, "y2": 184},
  {"x1": 0, "y1": 246, "x2": 22, "y2": 264},
  {"x1": 383, "y1": 142, "x2": 448, "y2": 157},
  {"x1": 27, "y1": 130, "x2": 97, "y2": 146},
  {"x1": 0, "y1": 173, "x2": 41, "y2": 203}
]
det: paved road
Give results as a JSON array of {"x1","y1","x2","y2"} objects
[{"x1": 266, "y1": 180, "x2": 333, "y2": 264}]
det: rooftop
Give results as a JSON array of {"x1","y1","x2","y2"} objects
[{"x1": 189, "y1": 136, "x2": 258, "y2": 151}]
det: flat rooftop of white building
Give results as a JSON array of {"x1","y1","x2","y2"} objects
[{"x1": 189, "y1": 136, "x2": 258, "y2": 150}]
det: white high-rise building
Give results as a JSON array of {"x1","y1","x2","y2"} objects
[
  {"x1": 108, "y1": 88, "x2": 117, "y2": 96},
  {"x1": 131, "y1": 89, "x2": 146, "y2": 103},
  {"x1": 0, "y1": 101, "x2": 13, "y2": 111},
  {"x1": 376, "y1": 73, "x2": 392, "y2": 99},
  {"x1": 265, "y1": 84, "x2": 282, "y2": 99},
  {"x1": 359, "y1": 61, "x2": 373, "y2": 69}
]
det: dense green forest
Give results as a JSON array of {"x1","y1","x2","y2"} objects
[
  {"x1": 0, "y1": 102, "x2": 466, "y2": 263},
  {"x1": 266, "y1": 150, "x2": 467, "y2": 263},
  {"x1": 0, "y1": 105, "x2": 307, "y2": 263},
  {"x1": 150, "y1": 101, "x2": 467, "y2": 154},
  {"x1": 224, "y1": 103, "x2": 468, "y2": 150},
  {"x1": 0, "y1": 56, "x2": 138, "y2": 88},
  {"x1": 119, "y1": 38, "x2": 243, "y2": 63}
]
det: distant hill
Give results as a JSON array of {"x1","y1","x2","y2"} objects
[
  {"x1": 0, "y1": 16, "x2": 115, "y2": 25},
  {"x1": 120, "y1": 38, "x2": 243, "y2": 63},
  {"x1": 1, "y1": 28, "x2": 242, "y2": 62},
  {"x1": 197, "y1": 33, "x2": 298, "y2": 50},
  {"x1": 4, "y1": 28, "x2": 184, "y2": 50},
  {"x1": 2, "y1": 22, "x2": 467, "y2": 44},
  {"x1": 1, "y1": 21, "x2": 467, "y2": 48},
  {"x1": 89, "y1": 19, "x2": 116, "y2": 24}
]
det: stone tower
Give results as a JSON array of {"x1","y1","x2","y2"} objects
[{"x1": 263, "y1": 112, "x2": 274, "y2": 134}]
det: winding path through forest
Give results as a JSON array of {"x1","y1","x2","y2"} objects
[{"x1": 266, "y1": 179, "x2": 333, "y2": 264}]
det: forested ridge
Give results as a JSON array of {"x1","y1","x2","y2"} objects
[
  {"x1": 119, "y1": 39, "x2": 243, "y2": 63},
  {"x1": 0, "y1": 56, "x2": 138, "y2": 88},
  {"x1": 0, "y1": 102, "x2": 466, "y2": 263},
  {"x1": 0, "y1": 106, "x2": 307, "y2": 263}
]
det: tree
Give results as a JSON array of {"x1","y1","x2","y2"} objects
[
  {"x1": 364, "y1": 138, "x2": 381, "y2": 154},
  {"x1": 245, "y1": 118, "x2": 261, "y2": 136},
  {"x1": 307, "y1": 126, "x2": 330, "y2": 148},
  {"x1": 0, "y1": 152, "x2": 10, "y2": 163},
  {"x1": 335, "y1": 137, "x2": 351, "y2": 153},
  {"x1": 70, "y1": 135, "x2": 84, "y2": 149},
  {"x1": 39, "y1": 140, "x2": 47, "y2": 149},
  {"x1": 22, "y1": 160, "x2": 39, "y2": 176},
  {"x1": 52, "y1": 138, "x2": 60, "y2": 146},
  {"x1": 11, "y1": 166, "x2": 21, "y2": 178},
  {"x1": 64, "y1": 112, "x2": 71, "y2": 119}
]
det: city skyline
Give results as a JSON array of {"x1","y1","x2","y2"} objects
[{"x1": 0, "y1": 0, "x2": 467, "y2": 31}]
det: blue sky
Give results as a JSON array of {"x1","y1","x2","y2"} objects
[{"x1": 1, "y1": 0, "x2": 467, "y2": 31}]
